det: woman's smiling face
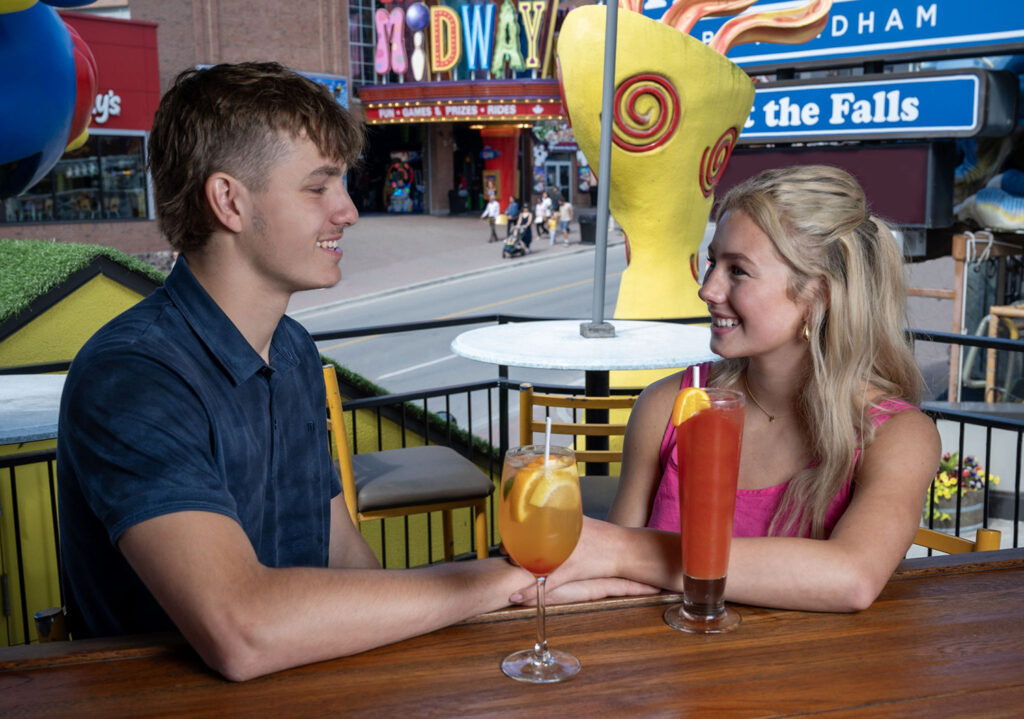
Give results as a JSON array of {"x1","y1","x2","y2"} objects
[{"x1": 698, "y1": 209, "x2": 812, "y2": 363}]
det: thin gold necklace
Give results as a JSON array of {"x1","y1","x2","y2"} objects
[{"x1": 743, "y1": 374, "x2": 786, "y2": 423}]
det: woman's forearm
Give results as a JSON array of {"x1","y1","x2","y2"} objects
[{"x1": 561, "y1": 520, "x2": 890, "y2": 613}]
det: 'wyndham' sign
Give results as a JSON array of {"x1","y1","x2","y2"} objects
[{"x1": 642, "y1": 0, "x2": 1024, "y2": 71}]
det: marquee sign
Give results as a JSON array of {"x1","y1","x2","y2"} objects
[
  {"x1": 374, "y1": 0, "x2": 559, "y2": 81},
  {"x1": 740, "y1": 69, "x2": 1018, "y2": 143},
  {"x1": 643, "y1": 0, "x2": 1024, "y2": 71},
  {"x1": 362, "y1": 98, "x2": 564, "y2": 124}
]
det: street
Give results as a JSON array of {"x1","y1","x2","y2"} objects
[{"x1": 297, "y1": 246, "x2": 630, "y2": 438}]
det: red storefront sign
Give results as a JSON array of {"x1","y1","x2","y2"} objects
[{"x1": 60, "y1": 12, "x2": 160, "y2": 132}]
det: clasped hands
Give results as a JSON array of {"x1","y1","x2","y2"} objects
[{"x1": 505, "y1": 516, "x2": 663, "y2": 606}]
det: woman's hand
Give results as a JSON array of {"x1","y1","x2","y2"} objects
[{"x1": 506, "y1": 517, "x2": 656, "y2": 604}]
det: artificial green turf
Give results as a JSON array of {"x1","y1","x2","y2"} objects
[{"x1": 0, "y1": 239, "x2": 165, "y2": 324}]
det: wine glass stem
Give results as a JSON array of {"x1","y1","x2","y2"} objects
[{"x1": 533, "y1": 576, "x2": 551, "y2": 664}]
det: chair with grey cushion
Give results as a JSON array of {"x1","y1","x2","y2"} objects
[{"x1": 324, "y1": 366, "x2": 493, "y2": 560}]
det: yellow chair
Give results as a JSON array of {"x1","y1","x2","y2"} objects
[
  {"x1": 518, "y1": 382, "x2": 639, "y2": 520},
  {"x1": 323, "y1": 367, "x2": 493, "y2": 561},
  {"x1": 914, "y1": 527, "x2": 1002, "y2": 554}
]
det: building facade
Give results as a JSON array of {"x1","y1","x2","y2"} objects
[
  {"x1": 350, "y1": 0, "x2": 592, "y2": 216},
  {"x1": 1, "y1": 10, "x2": 162, "y2": 255},
  {"x1": 3, "y1": 1, "x2": 591, "y2": 256}
]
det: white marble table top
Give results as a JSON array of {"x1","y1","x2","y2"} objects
[{"x1": 451, "y1": 320, "x2": 718, "y2": 370}]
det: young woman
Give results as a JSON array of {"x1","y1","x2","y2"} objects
[
  {"x1": 512, "y1": 202, "x2": 533, "y2": 251},
  {"x1": 521, "y1": 165, "x2": 941, "y2": 613}
]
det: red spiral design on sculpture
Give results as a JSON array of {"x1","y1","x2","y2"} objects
[
  {"x1": 699, "y1": 127, "x2": 739, "y2": 197},
  {"x1": 612, "y1": 73, "x2": 680, "y2": 153}
]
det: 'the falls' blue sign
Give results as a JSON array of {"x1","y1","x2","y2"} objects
[
  {"x1": 643, "y1": 0, "x2": 1024, "y2": 69},
  {"x1": 740, "y1": 70, "x2": 1015, "y2": 142}
]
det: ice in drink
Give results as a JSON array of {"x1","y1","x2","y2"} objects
[
  {"x1": 498, "y1": 451, "x2": 582, "y2": 577},
  {"x1": 499, "y1": 445, "x2": 583, "y2": 682}
]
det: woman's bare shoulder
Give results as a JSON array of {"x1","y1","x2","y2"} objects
[
  {"x1": 638, "y1": 369, "x2": 685, "y2": 404},
  {"x1": 861, "y1": 404, "x2": 940, "y2": 479}
]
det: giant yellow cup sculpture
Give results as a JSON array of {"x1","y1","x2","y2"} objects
[
  {"x1": 558, "y1": 6, "x2": 754, "y2": 320},
  {"x1": 558, "y1": 1, "x2": 831, "y2": 321}
]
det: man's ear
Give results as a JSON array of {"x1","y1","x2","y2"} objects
[{"x1": 204, "y1": 172, "x2": 249, "y2": 234}]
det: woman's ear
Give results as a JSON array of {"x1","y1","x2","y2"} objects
[
  {"x1": 204, "y1": 172, "x2": 248, "y2": 234},
  {"x1": 804, "y1": 275, "x2": 830, "y2": 312}
]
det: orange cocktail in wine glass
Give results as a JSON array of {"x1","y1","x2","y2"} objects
[
  {"x1": 498, "y1": 444, "x2": 582, "y2": 682},
  {"x1": 665, "y1": 387, "x2": 745, "y2": 633}
]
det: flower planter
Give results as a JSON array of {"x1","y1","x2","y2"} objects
[
  {"x1": 924, "y1": 452, "x2": 999, "y2": 535},
  {"x1": 924, "y1": 489, "x2": 986, "y2": 534}
]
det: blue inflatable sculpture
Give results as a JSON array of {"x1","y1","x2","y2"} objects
[{"x1": 0, "y1": 1, "x2": 99, "y2": 199}]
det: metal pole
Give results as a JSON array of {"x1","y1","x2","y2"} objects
[{"x1": 580, "y1": 0, "x2": 618, "y2": 339}]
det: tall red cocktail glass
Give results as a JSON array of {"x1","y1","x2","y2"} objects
[{"x1": 664, "y1": 387, "x2": 745, "y2": 633}]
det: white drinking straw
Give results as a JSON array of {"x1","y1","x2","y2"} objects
[
  {"x1": 544, "y1": 416, "x2": 552, "y2": 464},
  {"x1": 694, "y1": 363, "x2": 702, "y2": 389}
]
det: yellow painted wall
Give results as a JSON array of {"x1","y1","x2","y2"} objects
[
  {"x1": 0, "y1": 440, "x2": 60, "y2": 646},
  {"x1": 0, "y1": 275, "x2": 147, "y2": 367}
]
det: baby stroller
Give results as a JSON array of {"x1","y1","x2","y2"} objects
[{"x1": 502, "y1": 224, "x2": 530, "y2": 258}]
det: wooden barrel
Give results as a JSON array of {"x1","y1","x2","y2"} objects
[{"x1": 925, "y1": 490, "x2": 986, "y2": 534}]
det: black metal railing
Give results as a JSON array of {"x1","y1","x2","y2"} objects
[
  {"x1": 911, "y1": 328, "x2": 1024, "y2": 550},
  {"x1": 1, "y1": 317, "x2": 1022, "y2": 644},
  {"x1": 1, "y1": 450, "x2": 63, "y2": 646},
  {"x1": 921, "y1": 405, "x2": 1023, "y2": 542}
]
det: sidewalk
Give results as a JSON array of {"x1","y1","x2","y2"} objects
[{"x1": 287, "y1": 212, "x2": 623, "y2": 316}]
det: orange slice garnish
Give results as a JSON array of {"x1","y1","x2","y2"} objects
[{"x1": 672, "y1": 387, "x2": 711, "y2": 426}]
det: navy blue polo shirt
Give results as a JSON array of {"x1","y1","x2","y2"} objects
[{"x1": 57, "y1": 258, "x2": 340, "y2": 638}]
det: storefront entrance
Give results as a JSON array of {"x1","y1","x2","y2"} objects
[
  {"x1": 349, "y1": 124, "x2": 426, "y2": 214},
  {"x1": 545, "y1": 158, "x2": 573, "y2": 204}
]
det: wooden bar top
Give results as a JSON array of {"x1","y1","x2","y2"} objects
[{"x1": 2, "y1": 549, "x2": 1023, "y2": 717}]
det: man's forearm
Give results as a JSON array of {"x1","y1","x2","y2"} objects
[{"x1": 208, "y1": 558, "x2": 530, "y2": 680}]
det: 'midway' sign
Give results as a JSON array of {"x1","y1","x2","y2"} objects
[
  {"x1": 644, "y1": 0, "x2": 1024, "y2": 71},
  {"x1": 741, "y1": 69, "x2": 1018, "y2": 143}
]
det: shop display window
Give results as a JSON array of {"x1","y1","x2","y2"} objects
[
  {"x1": 349, "y1": 0, "x2": 376, "y2": 86},
  {"x1": 2, "y1": 132, "x2": 149, "y2": 225}
]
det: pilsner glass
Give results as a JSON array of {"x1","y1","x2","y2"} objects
[
  {"x1": 665, "y1": 388, "x2": 745, "y2": 633},
  {"x1": 498, "y1": 445, "x2": 583, "y2": 682}
]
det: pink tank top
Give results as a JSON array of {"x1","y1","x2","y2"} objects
[{"x1": 646, "y1": 363, "x2": 916, "y2": 538}]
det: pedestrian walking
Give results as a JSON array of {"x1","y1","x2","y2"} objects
[
  {"x1": 481, "y1": 193, "x2": 500, "y2": 242},
  {"x1": 515, "y1": 204, "x2": 534, "y2": 253},
  {"x1": 542, "y1": 191, "x2": 555, "y2": 244},
  {"x1": 533, "y1": 194, "x2": 546, "y2": 239},
  {"x1": 558, "y1": 198, "x2": 574, "y2": 245},
  {"x1": 504, "y1": 195, "x2": 519, "y2": 238}
]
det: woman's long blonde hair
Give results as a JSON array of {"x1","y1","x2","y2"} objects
[{"x1": 710, "y1": 165, "x2": 923, "y2": 538}]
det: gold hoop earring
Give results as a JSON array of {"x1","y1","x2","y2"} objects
[{"x1": 802, "y1": 323, "x2": 811, "y2": 342}]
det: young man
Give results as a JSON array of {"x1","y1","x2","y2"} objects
[{"x1": 57, "y1": 62, "x2": 531, "y2": 681}]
